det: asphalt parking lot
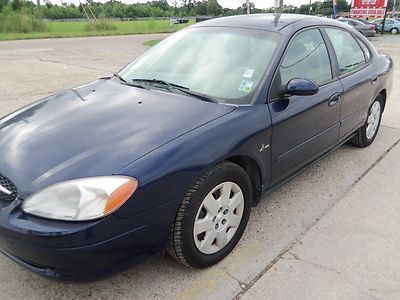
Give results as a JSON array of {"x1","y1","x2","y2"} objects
[{"x1": 0, "y1": 34, "x2": 400, "y2": 300}]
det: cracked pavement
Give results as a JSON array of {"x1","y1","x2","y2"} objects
[{"x1": 0, "y1": 34, "x2": 399, "y2": 300}]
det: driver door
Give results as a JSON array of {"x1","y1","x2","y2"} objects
[{"x1": 268, "y1": 28, "x2": 342, "y2": 183}]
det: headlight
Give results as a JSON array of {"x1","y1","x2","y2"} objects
[{"x1": 22, "y1": 176, "x2": 138, "y2": 221}]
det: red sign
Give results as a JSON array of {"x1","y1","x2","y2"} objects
[
  {"x1": 352, "y1": 0, "x2": 387, "y2": 8},
  {"x1": 351, "y1": 0, "x2": 388, "y2": 18}
]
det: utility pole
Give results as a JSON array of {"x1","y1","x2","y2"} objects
[
  {"x1": 275, "y1": 0, "x2": 283, "y2": 13},
  {"x1": 36, "y1": 0, "x2": 41, "y2": 16},
  {"x1": 381, "y1": 5, "x2": 388, "y2": 35},
  {"x1": 246, "y1": 0, "x2": 250, "y2": 15},
  {"x1": 309, "y1": 0, "x2": 312, "y2": 15},
  {"x1": 333, "y1": 0, "x2": 337, "y2": 19}
]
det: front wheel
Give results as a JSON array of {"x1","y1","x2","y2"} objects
[
  {"x1": 167, "y1": 161, "x2": 252, "y2": 268},
  {"x1": 348, "y1": 95, "x2": 383, "y2": 148},
  {"x1": 391, "y1": 28, "x2": 399, "y2": 35}
]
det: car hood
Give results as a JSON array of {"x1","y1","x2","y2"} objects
[{"x1": 0, "y1": 79, "x2": 235, "y2": 198}]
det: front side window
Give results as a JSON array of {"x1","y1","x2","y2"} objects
[
  {"x1": 119, "y1": 27, "x2": 280, "y2": 105},
  {"x1": 270, "y1": 28, "x2": 332, "y2": 99},
  {"x1": 326, "y1": 28, "x2": 366, "y2": 75}
]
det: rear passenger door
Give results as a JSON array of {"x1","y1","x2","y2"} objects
[{"x1": 325, "y1": 28, "x2": 376, "y2": 138}]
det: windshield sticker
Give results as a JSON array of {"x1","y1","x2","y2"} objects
[
  {"x1": 239, "y1": 80, "x2": 254, "y2": 93},
  {"x1": 243, "y1": 68, "x2": 254, "y2": 78}
]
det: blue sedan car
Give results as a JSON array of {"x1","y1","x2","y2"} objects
[
  {"x1": 372, "y1": 18, "x2": 400, "y2": 34},
  {"x1": 0, "y1": 14, "x2": 393, "y2": 279}
]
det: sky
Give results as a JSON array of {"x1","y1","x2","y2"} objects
[
  {"x1": 47, "y1": 0, "x2": 322, "y2": 8},
  {"x1": 219, "y1": 0, "x2": 312, "y2": 8},
  {"x1": 218, "y1": 0, "x2": 314, "y2": 9}
]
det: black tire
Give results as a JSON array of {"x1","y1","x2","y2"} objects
[
  {"x1": 167, "y1": 161, "x2": 252, "y2": 268},
  {"x1": 391, "y1": 27, "x2": 399, "y2": 35},
  {"x1": 348, "y1": 95, "x2": 383, "y2": 148}
]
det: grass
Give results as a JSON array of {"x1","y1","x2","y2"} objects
[
  {"x1": 0, "y1": 19, "x2": 194, "y2": 41},
  {"x1": 143, "y1": 38, "x2": 162, "y2": 47},
  {"x1": 84, "y1": 19, "x2": 117, "y2": 32},
  {"x1": 0, "y1": 10, "x2": 48, "y2": 33}
]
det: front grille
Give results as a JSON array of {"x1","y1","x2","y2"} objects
[{"x1": 0, "y1": 173, "x2": 18, "y2": 202}]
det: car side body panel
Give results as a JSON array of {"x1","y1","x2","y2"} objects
[{"x1": 116, "y1": 105, "x2": 273, "y2": 218}]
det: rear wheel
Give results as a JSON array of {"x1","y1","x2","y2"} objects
[
  {"x1": 348, "y1": 95, "x2": 383, "y2": 148},
  {"x1": 391, "y1": 27, "x2": 399, "y2": 35},
  {"x1": 167, "y1": 161, "x2": 252, "y2": 268}
]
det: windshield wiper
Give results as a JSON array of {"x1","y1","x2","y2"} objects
[
  {"x1": 131, "y1": 78, "x2": 218, "y2": 103},
  {"x1": 114, "y1": 73, "x2": 126, "y2": 83},
  {"x1": 131, "y1": 78, "x2": 186, "y2": 89},
  {"x1": 175, "y1": 87, "x2": 219, "y2": 103},
  {"x1": 115, "y1": 74, "x2": 146, "y2": 89}
]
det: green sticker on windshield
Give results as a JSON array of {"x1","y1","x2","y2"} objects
[{"x1": 238, "y1": 80, "x2": 254, "y2": 93}]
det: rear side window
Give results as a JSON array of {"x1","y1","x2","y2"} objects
[
  {"x1": 356, "y1": 38, "x2": 371, "y2": 62},
  {"x1": 326, "y1": 28, "x2": 366, "y2": 75}
]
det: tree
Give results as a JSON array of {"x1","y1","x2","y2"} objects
[
  {"x1": 194, "y1": 0, "x2": 207, "y2": 15},
  {"x1": 282, "y1": 4, "x2": 296, "y2": 14},
  {"x1": 11, "y1": 0, "x2": 23, "y2": 10},
  {"x1": 207, "y1": 0, "x2": 222, "y2": 16},
  {"x1": 296, "y1": 4, "x2": 309, "y2": 14},
  {"x1": 151, "y1": 0, "x2": 169, "y2": 11},
  {"x1": 0, "y1": 0, "x2": 6, "y2": 12}
]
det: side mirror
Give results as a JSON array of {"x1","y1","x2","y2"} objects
[{"x1": 285, "y1": 78, "x2": 319, "y2": 96}]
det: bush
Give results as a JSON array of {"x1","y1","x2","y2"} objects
[
  {"x1": 0, "y1": 9, "x2": 48, "y2": 33},
  {"x1": 84, "y1": 19, "x2": 117, "y2": 31},
  {"x1": 11, "y1": 0, "x2": 23, "y2": 11}
]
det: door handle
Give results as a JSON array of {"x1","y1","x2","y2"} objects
[
  {"x1": 328, "y1": 93, "x2": 341, "y2": 107},
  {"x1": 371, "y1": 75, "x2": 378, "y2": 84}
]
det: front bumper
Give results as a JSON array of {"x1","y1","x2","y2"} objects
[
  {"x1": 0, "y1": 198, "x2": 182, "y2": 280},
  {"x1": 0, "y1": 224, "x2": 158, "y2": 280}
]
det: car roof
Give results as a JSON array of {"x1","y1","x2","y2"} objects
[
  {"x1": 340, "y1": 17, "x2": 360, "y2": 22},
  {"x1": 339, "y1": 18, "x2": 363, "y2": 24},
  {"x1": 377, "y1": 18, "x2": 400, "y2": 23},
  {"x1": 356, "y1": 19, "x2": 372, "y2": 23},
  {"x1": 373, "y1": 17, "x2": 397, "y2": 20},
  {"x1": 191, "y1": 13, "x2": 338, "y2": 32}
]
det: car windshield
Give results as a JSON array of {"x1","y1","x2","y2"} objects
[{"x1": 118, "y1": 27, "x2": 281, "y2": 105}]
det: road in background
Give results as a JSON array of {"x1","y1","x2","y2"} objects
[
  {"x1": 0, "y1": 34, "x2": 399, "y2": 300},
  {"x1": 0, "y1": 34, "x2": 167, "y2": 118}
]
